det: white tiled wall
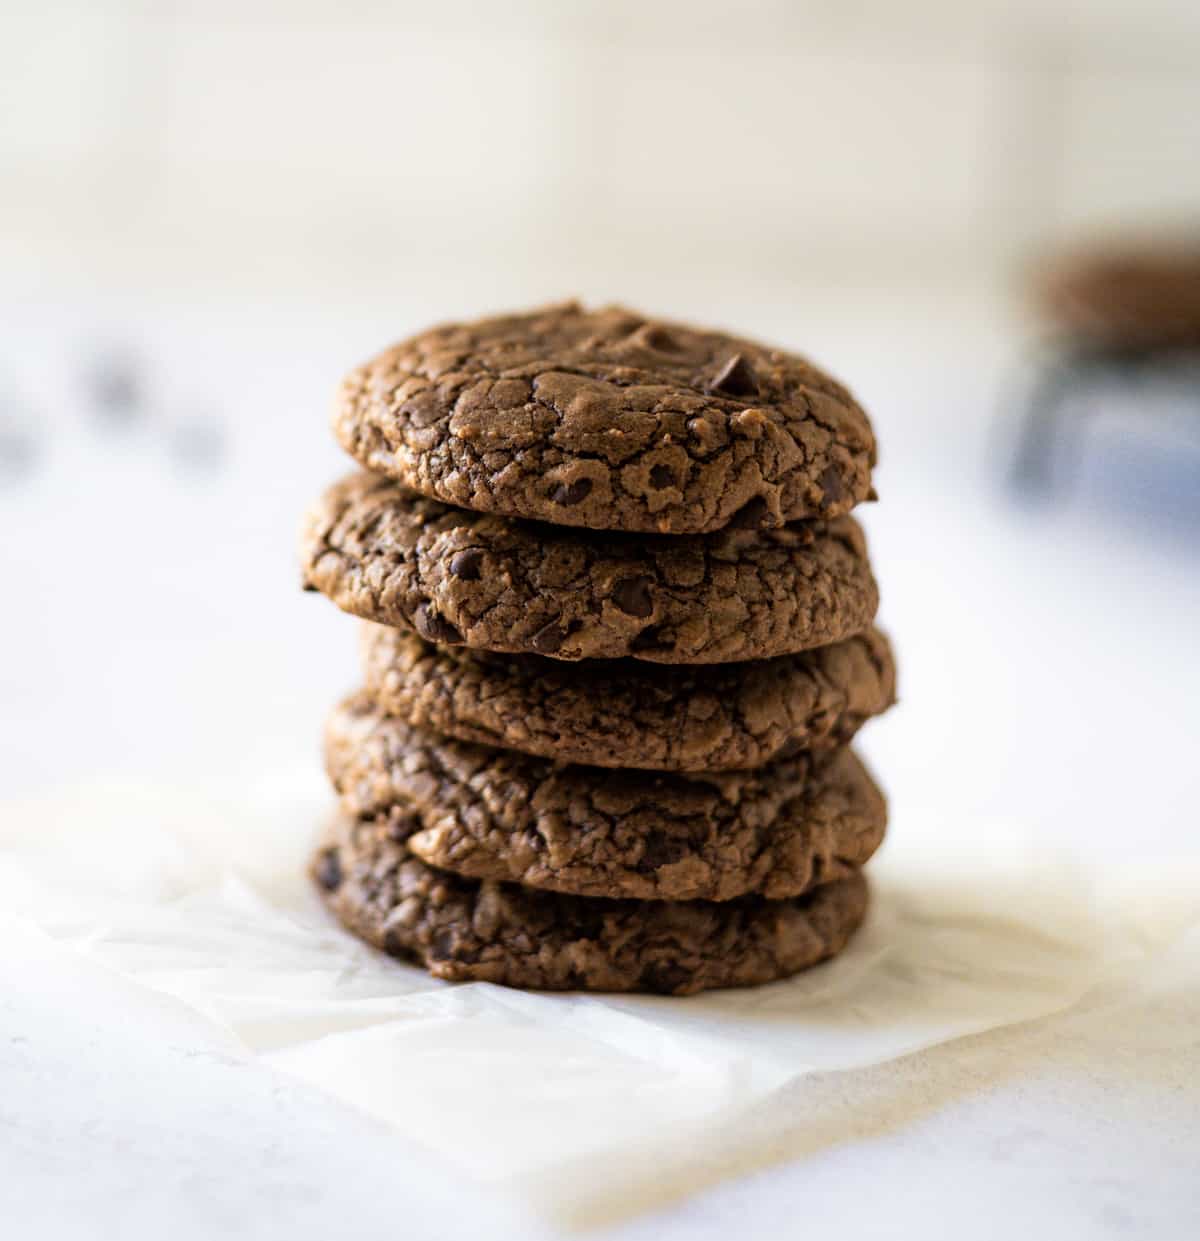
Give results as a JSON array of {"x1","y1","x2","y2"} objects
[
  {"x1": 1057, "y1": 66, "x2": 1200, "y2": 231},
  {"x1": 2, "y1": 0, "x2": 1198, "y2": 300}
]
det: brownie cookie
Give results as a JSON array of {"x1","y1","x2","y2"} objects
[
  {"x1": 313, "y1": 812, "x2": 869, "y2": 994},
  {"x1": 324, "y1": 693, "x2": 886, "y2": 902},
  {"x1": 332, "y1": 302, "x2": 876, "y2": 534},
  {"x1": 301, "y1": 472, "x2": 878, "y2": 663},
  {"x1": 360, "y1": 623, "x2": 896, "y2": 771}
]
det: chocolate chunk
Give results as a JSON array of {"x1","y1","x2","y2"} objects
[
  {"x1": 381, "y1": 926, "x2": 414, "y2": 962},
  {"x1": 549, "y1": 477, "x2": 592, "y2": 506},
  {"x1": 637, "y1": 324, "x2": 680, "y2": 352},
  {"x1": 772, "y1": 737, "x2": 805, "y2": 762},
  {"x1": 635, "y1": 830, "x2": 688, "y2": 873},
  {"x1": 648, "y1": 463, "x2": 677, "y2": 489},
  {"x1": 449, "y1": 548, "x2": 484, "y2": 581},
  {"x1": 638, "y1": 962, "x2": 695, "y2": 995},
  {"x1": 728, "y1": 496, "x2": 769, "y2": 528},
  {"x1": 414, "y1": 604, "x2": 463, "y2": 646},
  {"x1": 611, "y1": 575, "x2": 654, "y2": 618},
  {"x1": 629, "y1": 624, "x2": 664, "y2": 652},
  {"x1": 383, "y1": 810, "x2": 420, "y2": 843},
  {"x1": 708, "y1": 353, "x2": 758, "y2": 398},
  {"x1": 563, "y1": 905, "x2": 606, "y2": 942},
  {"x1": 531, "y1": 620, "x2": 567, "y2": 654},
  {"x1": 313, "y1": 847, "x2": 343, "y2": 891},
  {"x1": 819, "y1": 465, "x2": 844, "y2": 508},
  {"x1": 302, "y1": 581, "x2": 320, "y2": 593}
]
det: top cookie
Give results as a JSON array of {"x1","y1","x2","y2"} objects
[{"x1": 333, "y1": 302, "x2": 876, "y2": 534}]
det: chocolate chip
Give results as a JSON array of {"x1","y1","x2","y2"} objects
[
  {"x1": 772, "y1": 737, "x2": 804, "y2": 762},
  {"x1": 313, "y1": 848, "x2": 342, "y2": 891},
  {"x1": 414, "y1": 604, "x2": 463, "y2": 645},
  {"x1": 384, "y1": 812, "x2": 419, "y2": 843},
  {"x1": 612, "y1": 575, "x2": 653, "y2": 618},
  {"x1": 728, "y1": 496, "x2": 769, "y2": 528},
  {"x1": 301, "y1": 581, "x2": 320, "y2": 593},
  {"x1": 648, "y1": 463, "x2": 677, "y2": 489},
  {"x1": 531, "y1": 620, "x2": 567, "y2": 654},
  {"x1": 564, "y1": 906, "x2": 606, "y2": 940},
  {"x1": 429, "y1": 929, "x2": 455, "y2": 960},
  {"x1": 819, "y1": 465, "x2": 844, "y2": 508},
  {"x1": 638, "y1": 961, "x2": 693, "y2": 994},
  {"x1": 382, "y1": 928, "x2": 420, "y2": 964},
  {"x1": 867, "y1": 485, "x2": 879, "y2": 502},
  {"x1": 449, "y1": 548, "x2": 483, "y2": 581},
  {"x1": 707, "y1": 353, "x2": 758, "y2": 398},
  {"x1": 635, "y1": 829, "x2": 687, "y2": 873},
  {"x1": 549, "y1": 477, "x2": 592, "y2": 506},
  {"x1": 637, "y1": 324, "x2": 680, "y2": 352},
  {"x1": 630, "y1": 624, "x2": 663, "y2": 652}
]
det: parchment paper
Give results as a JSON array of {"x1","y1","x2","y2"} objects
[{"x1": 2, "y1": 770, "x2": 1196, "y2": 1224}]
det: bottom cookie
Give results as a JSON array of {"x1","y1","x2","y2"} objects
[{"x1": 312, "y1": 812, "x2": 869, "y2": 995}]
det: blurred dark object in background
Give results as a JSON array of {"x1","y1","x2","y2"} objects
[
  {"x1": 1011, "y1": 234, "x2": 1200, "y2": 500},
  {"x1": 166, "y1": 413, "x2": 226, "y2": 477},
  {"x1": 1034, "y1": 238, "x2": 1200, "y2": 354},
  {"x1": 0, "y1": 377, "x2": 41, "y2": 485},
  {"x1": 83, "y1": 349, "x2": 144, "y2": 428},
  {"x1": 0, "y1": 408, "x2": 41, "y2": 484}
]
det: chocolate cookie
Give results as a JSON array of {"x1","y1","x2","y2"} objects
[
  {"x1": 360, "y1": 623, "x2": 896, "y2": 771},
  {"x1": 332, "y1": 302, "x2": 876, "y2": 534},
  {"x1": 324, "y1": 694, "x2": 886, "y2": 902},
  {"x1": 301, "y1": 472, "x2": 878, "y2": 663},
  {"x1": 313, "y1": 812, "x2": 869, "y2": 994}
]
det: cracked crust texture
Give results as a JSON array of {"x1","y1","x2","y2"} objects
[
  {"x1": 313, "y1": 812, "x2": 869, "y2": 994},
  {"x1": 324, "y1": 693, "x2": 886, "y2": 902},
  {"x1": 333, "y1": 303, "x2": 876, "y2": 535},
  {"x1": 301, "y1": 472, "x2": 878, "y2": 663},
  {"x1": 360, "y1": 623, "x2": 896, "y2": 771}
]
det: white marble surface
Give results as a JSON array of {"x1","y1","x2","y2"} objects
[
  {"x1": 2, "y1": 291, "x2": 1198, "y2": 1239},
  {"x1": 5, "y1": 911, "x2": 1197, "y2": 1241}
]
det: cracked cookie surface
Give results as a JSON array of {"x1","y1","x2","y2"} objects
[
  {"x1": 360, "y1": 623, "x2": 896, "y2": 771},
  {"x1": 333, "y1": 302, "x2": 876, "y2": 534},
  {"x1": 313, "y1": 811, "x2": 869, "y2": 994},
  {"x1": 325, "y1": 694, "x2": 886, "y2": 901},
  {"x1": 302, "y1": 472, "x2": 878, "y2": 663}
]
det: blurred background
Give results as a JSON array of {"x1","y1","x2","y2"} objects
[{"x1": 2, "y1": 1, "x2": 1198, "y2": 859}]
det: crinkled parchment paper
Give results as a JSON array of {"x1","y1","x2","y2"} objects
[{"x1": 2, "y1": 771, "x2": 1196, "y2": 1224}]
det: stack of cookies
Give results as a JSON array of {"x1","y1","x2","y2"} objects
[{"x1": 300, "y1": 303, "x2": 894, "y2": 995}]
